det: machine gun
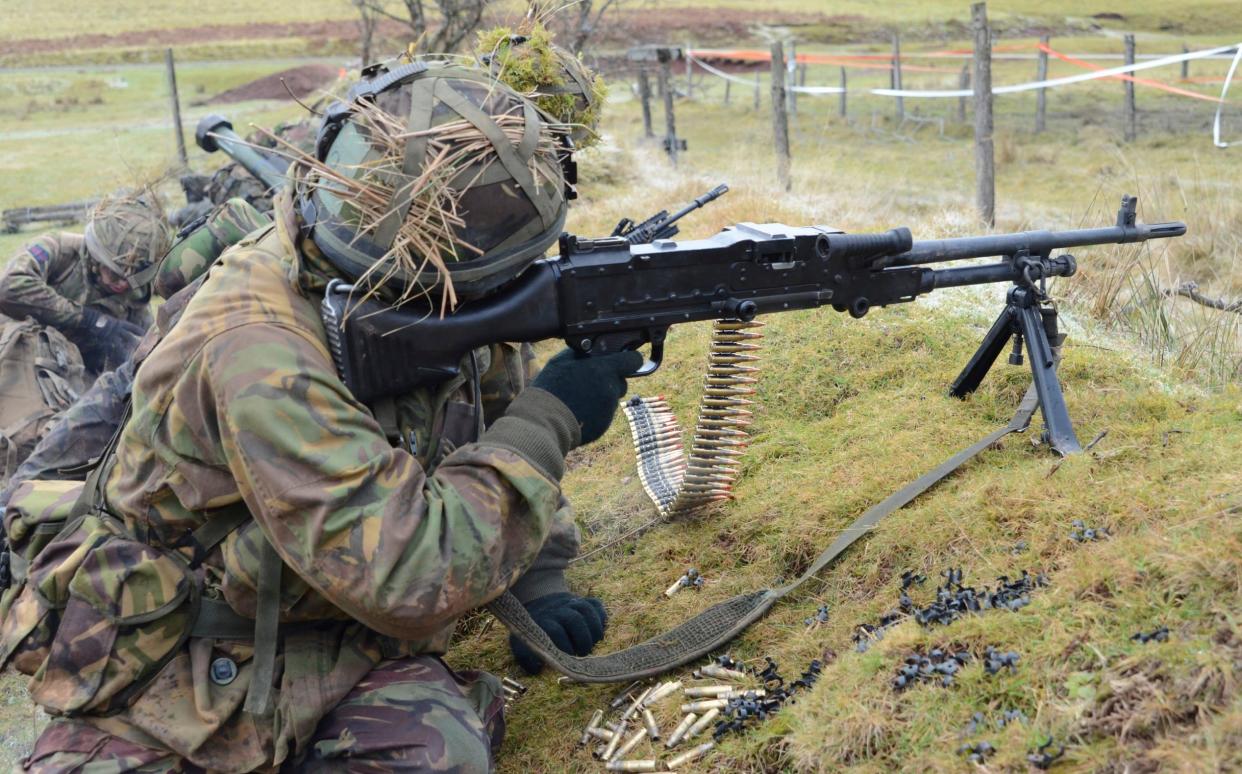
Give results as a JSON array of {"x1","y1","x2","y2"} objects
[
  {"x1": 322, "y1": 196, "x2": 1184, "y2": 455},
  {"x1": 194, "y1": 114, "x2": 288, "y2": 193},
  {"x1": 612, "y1": 184, "x2": 729, "y2": 244}
]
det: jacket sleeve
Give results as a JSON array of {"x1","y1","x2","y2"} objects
[
  {"x1": 0, "y1": 235, "x2": 86, "y2": 329},
  {"x1": 206, "y1": 322, "x2": 581, "y2": 640}
]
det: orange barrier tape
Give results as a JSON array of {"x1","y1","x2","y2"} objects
[{"x1": 1039, "y1": 43, "x2": 1223, "y2": 103}]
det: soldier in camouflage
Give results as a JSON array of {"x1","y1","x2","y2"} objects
[
  {"x1": 17, "y1": 64, "x2": 634, "y2": 772},
  {"x1": 0, "y1": 198, "x2": 270, "y2": 517},
  {"x1": 0, "y1": 194, "x2": 169, "y2": 375}
]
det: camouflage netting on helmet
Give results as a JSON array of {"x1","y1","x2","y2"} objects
[
  {"x1": 83, "y1": 193, "x2": 171, "y2": 291},
  {"x1": 294, "y1": 64, "x2": 569, "y2": 310},
  {"x1": 475, "y1": 23, "x2": 607, "y2": 149}
]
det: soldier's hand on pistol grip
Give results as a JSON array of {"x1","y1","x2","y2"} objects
[
  {"x1": 531, "y1": 349, "x2": 644, "y2": 445},
  {"x1": 509, "y1": 592, "x2": 608, "y2": 675},
  {"x1": 74, "y1": 307, "x2": 141, "y2": 373}
]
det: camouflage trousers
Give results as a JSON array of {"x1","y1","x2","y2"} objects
[{"x1": 23, "y1": 657, "x2": 506, "y2": 773}]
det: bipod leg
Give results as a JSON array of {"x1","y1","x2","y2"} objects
[
  {"x1": 1010, "y1": 287, "x2": 1081, "y2": 455},
  {"x1": 949, "y1": 305, "x2": 1015, "y2": 398}
]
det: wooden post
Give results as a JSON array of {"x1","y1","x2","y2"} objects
[
  {"x1": 958, "y1": 64, "x2": 970, "y2": 123},
  {"x1": 1035, "y1": 34, "x2": 1049, "y2": 133},
  {"x1": 164, "y1": 48, "x2": 188, "y2": 169},
  {"x1": 788, "y1": 40, "x2": 798, "y2": 117},
  {"x1": 637, "y1": 67, "x2": 654, "y2": 138},
  {"x1": 770, "y1": 41, "x2": 792, "y2": 192},
  {"x1": 972, "y1": 2, "x2": 995, "y2": 227},
  {"x1": 659, "y1": 52, "x2": 679, "y2": 164},
  {"x1": 892, "y1": 32, "x2": 905, "y2": 123},
  {"x1": 1181, "y1": 43, "x2": 1190, "y2": 79},
  {"x1": 839, "y1": 66, "x2": 848, "y2": 118},
  {"x1": 1124, "y1": 34, "x2": 1137, "y2": 142},
  {"x1": 753, "y1": 71, "x2": 761, "y2": 111},
  {"x1": 724, "y1": 78, "x2": 731, "y2": 105},
  {"x1": 799, "y1": 63, "x2": 807, "y2": 87},
  {"x1": 685, "y1": 41, "x2": 693, "y2": 99}
]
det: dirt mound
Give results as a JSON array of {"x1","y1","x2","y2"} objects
[{"x1": 203, "y1": 63, "x2": 340, "y2": 105}]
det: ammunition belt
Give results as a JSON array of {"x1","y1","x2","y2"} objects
[{"x1": 622, "y1": 319, "x2": 762, "y2": 516}]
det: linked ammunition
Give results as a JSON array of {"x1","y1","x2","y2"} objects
[
  {"x1": 501, "y1": 677, "x2": 527, "y2": 693},
  {"x1": 668, "y1": 741, "x2": 716, "y2": 768}
]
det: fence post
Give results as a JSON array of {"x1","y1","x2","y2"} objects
[
  {"x1": 770, "y1": 41, "x2": 792, "y2": 192},
  {"x1": 788, "y1": 40, "x2": 798, "y2": 117},
  {"x1": 724, "y1": 78, "x2": 731, "y2": 105},
  {"x1": 685, "y1": 40, "x2": 693, "y2": 99},
  {"x1": 638, "y1": 67, "x2": 654, "y2": 138},
  {"x1": 1124, "y1": 34, "x2": 1137, "y2": 142},
  {"x1": 1181, "y1": 43, "x2": 1190, "y2": 79},
  {"x1": 892, "y1": 32, "x2": 905, "y2": 123},
  {"x1": 753, "y1": 71, "x2": 761, "y2": 110},
  {"x1": 1035, "y1": 35, "x2": 1049, "y2": 133},
  {"x1": 839, "y1": 66, "x2": 848, "y2": 118},
  {"x1": 972, "y1": 2, "x2": 995, "y2": 227},
  {"x1": 164, "y1": 48, "x2": 188, "y2": 169},
  {"x1": 658, "y1": 51, "x2": 679, "y2": 163},
  {"x1": 956, "y1": 64, "x2": 968, "y2": 123}
]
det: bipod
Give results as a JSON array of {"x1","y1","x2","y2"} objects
[{"x1": 949, "y1": 281, "x2": 1082, "y2": 456}]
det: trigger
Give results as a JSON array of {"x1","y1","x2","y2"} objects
[{"x1": 633, "y1": 340, "x2": 664, "y2": 376}]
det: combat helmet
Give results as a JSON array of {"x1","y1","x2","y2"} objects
[
  {"x1": 476, "y1": 23, "x2": 607, "y2": 149},
  {"x1": 83, "y1": 193, "x2": 171, "y2": 293},
  {"x1": 296, "y1": 61, "x2": 572, "y2": 305}
]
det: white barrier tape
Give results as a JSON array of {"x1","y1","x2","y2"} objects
[
  {"x1": 688, "y1": 53, "x2": 844, "y2": 95},
  {"x1": 691, "y1": 44, "x2": 1238, "y2": 100},
  {"x1": 1213, "y1": 46, "x2": 1242, "y2": 148}
]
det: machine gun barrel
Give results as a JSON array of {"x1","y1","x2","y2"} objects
[
  {"x1": 194, "y1": 114, "x2": 287, "y2": 193},
  {"x1": 881, "y1": 195, "x2": 1185, "y2": 268}
]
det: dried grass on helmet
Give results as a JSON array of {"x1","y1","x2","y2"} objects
[{"x1": 262, "y1": 93, "x2": 567, "y2": 317}]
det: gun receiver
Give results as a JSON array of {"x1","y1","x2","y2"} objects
[
  {"x1": 612, "y1": 184, "x2": 730, "y2": 244},
  {"x1": 322, "y1": 196, "x2": 1185, "y2": 405},
  {"x1": 195, "y1": 114, "x2": 288, "y2": 193}
]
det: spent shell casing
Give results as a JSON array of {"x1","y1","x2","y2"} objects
[
  {"x1": 610, "y1": 681, "x2": 643, "y2": 709},
  {"x1": 683, "y1": 685, "x2": 735, "y2": 698},
  {"x1": 501, "y1": 677, "x2": 527, "y2": 693},
  {"x1": 664, "y1": 578, "x2": 686, "y2": 597},
  {"x1": 621, "y1": 686, "x2": 655, "y2": 721},
  {"x1": 601, "y1": 722, "x2": 626, "y2": 760},
  {"x1": 641, "y1": 708, "x2": 661, "y2": 740},
  {"x1": 680, "y1": 699, "x2": 728, "y2": 713},
  {"x1": 644, "y1": 680, "x2": 683, "y2": 706},
  {"x1": 685, "y1": 708, "x2": 720, "y2": 740},
  {"x1": 587, "y1": 727, "x2": 617, "y2": 742},
  {"x1": 699, "y1": 665, "x2": 750, "y2": 681},
  {"x1": 605, "y1": 761, "x2": 659, "y2": 773},
  {"x1": 665, "y1": 713, "x2": 698, "y2": 748},
  {"x1": 612, "y1": 727, "x2": 648, "y2": 761},
  {"x1": 668, "y1": 741, "x2": 716, "y2": 769},
  {"x1": 594, "y1": 743, "x2": 608, "y2": 759}
]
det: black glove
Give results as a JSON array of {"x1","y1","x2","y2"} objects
[
  {"x1": 74, "y1": 308, "x2": 141, "y2": 374},
  {"x1": 531, "y1": 349, "x2": 643, "y2": 445},
  {"x1": 509, "y1": 591, "x2": 608, "y2": 675}
]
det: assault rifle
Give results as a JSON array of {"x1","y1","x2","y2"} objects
[
  {"x1": 322, "y1": 196, "x2": 1184, "y2": 455},
  {"x1": 612, "y1": 184, "x2": 729, "y2": 244}
]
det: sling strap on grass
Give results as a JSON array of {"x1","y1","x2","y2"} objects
[{"x1": 489, "y1": 383, "x2": 1042, "y2": 683}]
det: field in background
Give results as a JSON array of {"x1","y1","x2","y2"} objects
[{"x1": 1, "y1": 1, "x2": 1241, "y2": 770}]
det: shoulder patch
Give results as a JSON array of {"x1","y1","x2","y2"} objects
[{"x1": 27, "y1": 244, "x2": 51, "y2": 265}]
